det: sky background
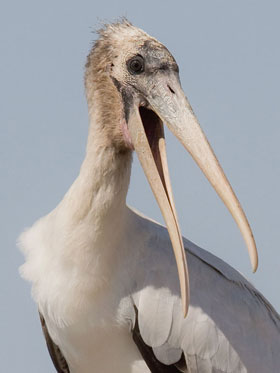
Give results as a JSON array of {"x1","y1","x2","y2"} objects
[{"x1": 1, "y1": 0, "x2": 279, "y2": 371}]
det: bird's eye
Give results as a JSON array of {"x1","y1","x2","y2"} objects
[{"x1": 127, "y1": 56, "x2": 144, "y2": 74}]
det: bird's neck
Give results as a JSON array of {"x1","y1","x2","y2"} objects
[{"x1": 57, "y1": 110, "x2": 132, "y2": 248}]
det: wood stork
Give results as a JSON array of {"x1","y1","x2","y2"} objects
[{"x1": 19, "y1": 20, "x2": 280, "y2": 372}]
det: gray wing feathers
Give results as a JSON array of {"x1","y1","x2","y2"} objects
[
  {"x1": 137, "y1": 275, "x2": 175, "y2": 347},
  {"x1": 153, "y1": 343, "x2": 182, "y2": 366},
  {"x1": 131, "y1": 228, "x2": 280, "y2": 373}
]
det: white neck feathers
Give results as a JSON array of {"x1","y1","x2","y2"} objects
[{"x1": 56, "y1": 108, "x2": 132, "y2": 247}]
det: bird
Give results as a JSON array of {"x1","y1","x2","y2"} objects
[{"x1": 19, "y1": 19, "x2": 280, "y2": 373}]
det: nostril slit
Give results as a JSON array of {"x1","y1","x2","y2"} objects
[{"x1": 168, "y1": 85, "x2": 175, "y2": 94}]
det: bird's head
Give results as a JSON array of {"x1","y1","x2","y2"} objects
[
  {"x1": 85, "y1": 20, "x2": 179, "y2": 150},
  {"x1": 85, "y1": 20, "x2": 258, "y2": 316}
]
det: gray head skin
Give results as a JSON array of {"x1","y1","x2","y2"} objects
[{"x1": 84, "y1": 20, "x2": 178, "y2": 150}]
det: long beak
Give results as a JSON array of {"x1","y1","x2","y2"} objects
[
  {"x1": 127, "y1": 71, "x2": 258, "y2": 317},
  {"x1": 128, "y1": 105, "x2": 189, "y2": 316}
]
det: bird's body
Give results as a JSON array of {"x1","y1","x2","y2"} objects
[
  {"x1": 20, "y1": 202, "x2": 280, "y2": 372},
  {"x1": 20, "y1": 20, "x2": 280, "y2": 372}
]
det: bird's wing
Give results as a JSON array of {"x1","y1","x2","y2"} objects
[
  {"x1": 132, "y1": 306, "x2": 187, "y2": 372},
  {"x1": 39, "y1": 313, "x2": 70, "y2": 373},
  {"x1": 129, "y1": 212, "x2": 280, "y2": 373}
]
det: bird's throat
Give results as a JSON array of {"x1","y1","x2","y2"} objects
[{"x1": 67, "y1": 146, "x2": 131, "y2": 221}]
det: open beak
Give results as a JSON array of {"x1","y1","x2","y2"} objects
[{"x1": 127, "y1": 71, "x2": 258, "y2": 317}]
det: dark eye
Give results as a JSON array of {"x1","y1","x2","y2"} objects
[{"x1": 127, "y1": 56, "x2": 144, "y2": 74}]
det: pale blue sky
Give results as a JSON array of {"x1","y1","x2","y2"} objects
[{"x1": 1, "y1": 1, "x2": 279, "y2": 371}]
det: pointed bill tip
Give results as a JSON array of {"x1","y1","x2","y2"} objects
[
  {"x1": 247, "y1": 235, "x2": 258, "y2": 273},
  {"x1": 183, "y1": 302, "x2": 188, "y2": 319}
]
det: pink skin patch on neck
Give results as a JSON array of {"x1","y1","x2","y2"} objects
[{"x1": 120, "y1": 118, "x2": 134, "y2": 150}]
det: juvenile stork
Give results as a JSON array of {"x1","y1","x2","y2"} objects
[{"x1": 20, "y1": 20, "x2": 280, "y2": 373}]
